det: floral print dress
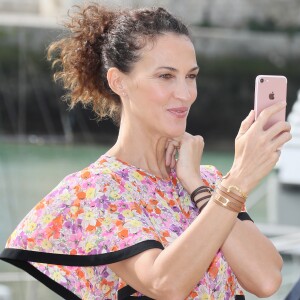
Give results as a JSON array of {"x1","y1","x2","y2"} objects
[{"x1": 0, "y1": 155, "x2": 251, "y2": 300}]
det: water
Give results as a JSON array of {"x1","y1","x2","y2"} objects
[{"x1": 0, "y1": 142, "x2": 299, "y2": 299}]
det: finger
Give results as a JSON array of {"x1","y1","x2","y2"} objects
[
  {"x1": 171, "y1": 144, "x2": 181, "y2": 168},
  {"x1": 257, "y1": 101, "x2": 286, "y2": 128},
  {"x1": 237, "y1": 110, "x2": 255, "y2": 137},
  {"x1": 165, "y1": 138, "x2": 179, "y2": 150},
  {"x1": 165, "y1": 140, "x2": 170, "y2": 149},
  {"x1": 270, "y1": 131, "x2": 292, "y2": 151},
  {"x1": 165, "y1": 146, "x2": 172, "y2": 167},
  {"x1": 170, "y1": 150, "x2": 177, "y2": 168},
  {"x1": 265, "y1": 121, "x2": 291, "y2": 139},
  {"x1": 266, "y1": 150, "x2": 282, "y2": 166},
  {"x1": 167, "y1": 139, "x2": 181, "y2": 148},
  {"x1": 165, "y1": 143, "x2": 173, "y2": 166},
  {"x1": 165, "y1": 141, "x2": 180, "y2": 166},
  {"x1": 273, "y1": 149, "x2": 282, "y2": 163}
]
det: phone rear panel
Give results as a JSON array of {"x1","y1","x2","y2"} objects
[{"x1": 254, "y1": 75, "x2": 287, "y2": 130}]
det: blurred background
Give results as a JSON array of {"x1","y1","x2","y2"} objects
[{"x1": 0, "y1": 0, "x2": 300, "y2": 299}]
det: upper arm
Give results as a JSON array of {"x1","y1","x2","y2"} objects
[{"x1": 109, "y1": 248, "x2": 163, "y2": 298}]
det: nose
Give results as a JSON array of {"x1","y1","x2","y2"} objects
[{"x1": 174, "y1": 79, "x2": 193, "y2": 101}]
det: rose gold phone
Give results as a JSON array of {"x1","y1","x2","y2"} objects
[{"x1": 254, "y1": 75, "x2": 287, "y2": 130}]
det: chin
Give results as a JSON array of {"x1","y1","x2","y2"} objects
[{"x1": 165, "y1": 126, "x2": 186, "y2": 138}]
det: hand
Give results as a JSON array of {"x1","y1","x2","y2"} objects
[
  {"x1": 165, "y1": 132, "x2": 205, "y2": 193},
  {"x1": 227, "y1": 102, "x2": 292, "y2": 194}
]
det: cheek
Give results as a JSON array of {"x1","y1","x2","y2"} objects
[
  {"x1": 153, "y1": 89, "x2": 171, "y2": 104},
  {"x1": 190, "y1": 83, "x2": 198, "y2": 102},
  {"x1": 139, "y1": 82, "x2": 172, "y2": 106},
  {"x1": 155, "y1": 81, "x2": 182, "y2": 101}
]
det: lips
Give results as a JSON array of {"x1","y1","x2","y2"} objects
[{"x1": 167, "y1": 107, "x2": 189, "y2": 118}]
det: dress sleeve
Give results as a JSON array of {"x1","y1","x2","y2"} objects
[
  {"x1": 200, "y1": 165, "x2": 253, "y2": 222},
  {"x1": 1, "y1": 171, "x2": 164, "y2": 267},
  {"x1": 0, "y1": 168, "x2": 164, "y2": 300}
]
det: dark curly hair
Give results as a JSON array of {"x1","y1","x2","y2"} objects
[{"x1": 47, "y1": 3, "x2": 190, "y2": 124}]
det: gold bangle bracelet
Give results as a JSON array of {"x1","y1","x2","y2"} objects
[
  {"x1": 216, "y1": 192, "x2": 243, "y2": 211},
  {"x1": 217, "y1": 185, "x2": 245, "y2": 204},
  {"x1": 220, "y1": 183, "x2": 248, "y2": 200},
  {"x1": 213, "y1": 197, "x2": 238, "y2": 212},
  {"x1": 212, "y1": 193, "x2": 242, "y2": 213}
]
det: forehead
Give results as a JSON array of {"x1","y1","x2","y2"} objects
[{"x1": 133, "y1": 33, "x2": 197, "y2": 71}]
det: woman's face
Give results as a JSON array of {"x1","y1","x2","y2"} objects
[{"x1": 122, "y1": 33, "x2": 198, "y2": 138}]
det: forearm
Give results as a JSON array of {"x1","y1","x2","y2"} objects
[
  {"x1": 221, "y1": 219, "x2": 283, "y2": 297},
  {"x1": 150, "y1": 200, "x2": 238, "y2": 299},
  {"x1": 109, "y1": 198, "x2": 239, "y2": 299},
  {"x1": 148, "y1": 175, "x2": 247, "y2": 298}
]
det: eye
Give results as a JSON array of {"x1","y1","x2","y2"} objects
[
  {"x1": 159, "y1": 73, "x2": 174, "y2": 79},
  {"x1": 187, "y1": 73, "x2": 198, "y2": 80}
]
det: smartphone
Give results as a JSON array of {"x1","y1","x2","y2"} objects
[{"x1": 254, "y1": 75, "x2": 287, "y2": 130}]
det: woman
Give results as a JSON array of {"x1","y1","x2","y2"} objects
[{"x1": 0, "y1": 4, "x2": 291, "y2": 300}]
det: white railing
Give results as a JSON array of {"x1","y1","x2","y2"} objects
[
  {"x1": 0, "y1": 0, "x2": 38, "y2": 13},
  {"x1": 0, "y1": 284, "x2": 11, "y2": 300},
  {"x1": 0, "y1": 273, "x2": 38, "y2": 300},
  {"x1": 0, "y1": 272, "x2": 35, "y2": 283}
]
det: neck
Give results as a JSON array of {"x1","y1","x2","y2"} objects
[{"x1": 106, "y1": 118, "x2": 170, "y2": 179}]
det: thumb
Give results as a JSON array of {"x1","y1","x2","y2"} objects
[{"x1": 237, "y1": 110, "x2": 255, "y2": 138}]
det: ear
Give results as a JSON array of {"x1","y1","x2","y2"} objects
[{"x1": 107, "y1": 67, "x2": 127, "y2": 97}]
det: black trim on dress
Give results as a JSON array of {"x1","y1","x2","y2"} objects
[
  {"x1": 118, "y1": 285, "x2": 138, "y2": 299},
  {"x1": 0, "y1": 257, "x2": 81, "y2": 300},
  {"x1": 238, "y1": 212, "x2": 254, "y2": 222},
  {"x1": 118, "y1": 285, "x2": 246, "y2": 299},
  {"x1": 118, "y1": 285, "x2": 153, "y2": 299},
  {"x1": 120, "y1": 297, "x2": 152, "y2": 299},
  {"x1": 0, "y1": 240, "x2": 164, "y2": 266},
  {"x1": 0, "y1": 240, "x2": 164, "y2": 300}
]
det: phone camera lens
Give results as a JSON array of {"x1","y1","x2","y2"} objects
[{"x1": 260, "y1": 78, "x2": 264, "y2": 83}]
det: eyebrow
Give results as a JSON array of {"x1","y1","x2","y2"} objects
[{"x1": 156, "y1": 66, "x2": 199, "y2": 72}]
